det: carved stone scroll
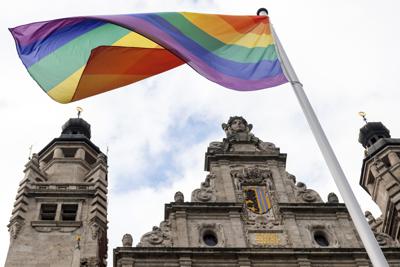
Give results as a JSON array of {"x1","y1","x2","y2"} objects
[
  {"x1": 138, "y1": 220, "x2": 172, "y2": 247},
  {"x1": 191, "y1": 173, "x2": 216, "y2": 202}
]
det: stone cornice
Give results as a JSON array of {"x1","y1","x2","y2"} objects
[{"x1": 164, "y1": 202, "x2": 242, "y2": 220}]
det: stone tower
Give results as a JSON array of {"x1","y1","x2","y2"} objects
[
  {"x1": 114, "y1": 116, "x2": 400, "y2": 267},
  {"x1": 359, "y1": 121, "x2": 400, "y2": 245},
  {"x1": 5, "y1": 118, "x2": 108, "y2": 267}
]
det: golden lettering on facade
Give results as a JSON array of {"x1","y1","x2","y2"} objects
[{"x1": 255, "y1": 233, "x2": 279, "y2": 245}]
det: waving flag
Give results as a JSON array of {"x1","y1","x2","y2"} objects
[{"x1": 10, "y1": 12, "x2": 288, "y2": 103}]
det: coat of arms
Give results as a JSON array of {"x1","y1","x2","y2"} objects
[{"x1": 244, "y1": 187, "x2": 271, "y2": 214}]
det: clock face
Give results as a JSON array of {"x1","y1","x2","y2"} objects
[{"x1": 244, "y1": 187, "x2": 271, "y2": 214}]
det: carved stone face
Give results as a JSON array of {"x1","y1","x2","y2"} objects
[
  {"x1": 174, "y1": 191, "x2": 184, "y2": 203},
  {"x1": 230, "y1": 118, "x2": 246, "y2": 132},
  {"x1": 122, "y1": 234, "x2": 133, "y2": 247}
]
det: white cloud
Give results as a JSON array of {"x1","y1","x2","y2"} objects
[{"x1": 1, "y1": 0, "x2": 400, "y2": 266}]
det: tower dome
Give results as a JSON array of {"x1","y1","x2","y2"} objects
[
  {"x1": 358, "y1": 122, "x2": 390, "y2": 148},
  {"x1": 60, "y1": 118, "x2": 91, "y2": 139}
]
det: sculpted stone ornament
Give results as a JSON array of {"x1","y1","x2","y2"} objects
[
  {"x1": 365, "y1": 211, "x2": 383, "y2": 232},
  {"x1": 9, "y1": 220, "x2": 23, "y2": 239},
  {"x1": 122, "y1": 233, "x2": 133, "y2": 247},
  {"x1": 96, "y1": 153, "x2": 107, "y2": 165},
  {"x1": 138, "y1": 221, "x2": 172, "y2": 247},
  {"x1": 231, "y1": 167, "x2": 273, "y2": 188},
  {"x1": 295, "y1": 182, "x2": 323, "y2": 203},
  {"x1": 174, "y1": 191, "x2": 184, "y2": 203},
  {"x1": 90, "y1": 222, "x2": 100, "y2": 240},
  {"x1": 80, "y1": 257, "x2": 99, "y2": 267},
  {"x1": 327, "y1": 192, "x2": 339, "y2": 203},
  {"x1": 218, "y1": 116, "x2": 276, "y2": 152},
  {"x1": 365, "y1": 211, "x2": 375, "y2": 223},
  {"x1": 191, "y1": 173, "x2": 216, "y2": 202},
  {"x1": 374, "y1": 232, "x2": 397, "y2": 247}
]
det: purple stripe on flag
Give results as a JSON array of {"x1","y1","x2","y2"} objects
[
  {"x1": 15, "y1": 19, "x2": 106, "y2": 68},
  {"x1": 90, "y1": 15, "x2": 288, "y2": 90},
  {"x1": 134, "y1": 14, "x2": 282, "y2": 80},
  {"x1": 9, "y1": 17, "x2": 85, "y2": 47}
]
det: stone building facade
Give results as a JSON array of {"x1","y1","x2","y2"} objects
[
  {"x1": 4, "y1": 116, "x2": 400, "y2": 266},
  {"x1": 114, "y1": 117, "x2": 400, "y2": 267},
  {"x1": 5, "y1": 118, "x2": 108, "y2": 267}
]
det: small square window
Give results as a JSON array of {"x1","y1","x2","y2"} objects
[
  {"x1": 61, "y1": 204, "x2": 78, "y2": 221},
  {"x1": 40, "y1": 204, "x2": 57, "y2": 220}
]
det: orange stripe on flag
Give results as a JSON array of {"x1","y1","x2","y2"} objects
[{"x1": 72, "y1": 46, "x2": 184, "y2": 101}]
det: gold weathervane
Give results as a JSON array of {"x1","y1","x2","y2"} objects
[
  {"x1": 76, "y1": 107, "x2": 83, "y2": 118},
  {"x1": 358, "y1": 111, "x2": 368, "y2": 124}
]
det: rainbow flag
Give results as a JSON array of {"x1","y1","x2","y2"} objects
[{"x1": 10, "y1": 12, "x2": 288, "y2": 103}]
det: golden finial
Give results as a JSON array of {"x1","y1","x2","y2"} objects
[
  {"x1": 76, "y1": 107, "x2": 83, "y2": 118},
  {"x1": 358, "y1": 111, "x2": 368, "y2": 124}
]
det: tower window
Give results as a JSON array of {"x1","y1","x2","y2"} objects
[
  {"x1": 61, "y1": 204, "x2": 78, "y2": 221},
  {"x1": 40, "y1": 204, "x2": 57, "y2": 220}
]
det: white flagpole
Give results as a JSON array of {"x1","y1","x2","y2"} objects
[{"x1": 270, "y1": 22, "x2": 389, "y2": 267}]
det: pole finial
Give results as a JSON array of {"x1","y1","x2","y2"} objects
[
  {"x1": 76, "y1": 107, "x2": 83, "y2": 118},
  {"x1": 358, "y1": 111, "x2": 368, "y2": 124},
  {"x1": 257, "y1": 8, "x2": 268, "y2": 16}
]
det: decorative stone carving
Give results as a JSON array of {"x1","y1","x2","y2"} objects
[
  {"x1": 80, "y1": 257, "x2": 100, "y2": 267},
  {"x1": 370, "y1": 157, "x2": 386, "y2": 177},
  {"x1": 96, "y1": 153, "x2": 107, "y2": 165},
  {"x1": 368, "y1": 216, "x2": 400, "y2": 247},
  {"x1": 138, "y1": 221, "x2": 172, "y2": 247},
  {"x1": 222, "y1": 116, "x2": 257, "y2": 141},
  {"x1": 365, "y1": 211, "x2": 375, "y2": 223},
  {"x1": 294, "y1": 182, "x2": 323, "y2": 203},
  {"x1": 122, "y1": 234, "x2": 133, "y2": 247},
  {"x1": 365, "y1": 211, "x2": 383, "y2": 233},
  {"x1": 191, "y1": 173, "x2": 216, "y2": 202},
  {"x1": 374, "y1": 232, "x2": 397, "y2": 247},
  {"x1": 207, "y1": 141, "x2": 224, "y2": 153},
  {"x1": 174, "y1": 191, "x2": 184, "y2": 203},
  {"x1": 9, "y1": 220, "x2": 23, "y2": 239},
  {"x1": 388, "y1": 151, "x2": 400, "y2": 166},
  {"x1": 90, "y1": 222, "x2": 100, "y2": 240},
  {"x1": 327, "y1": 192, "x2": 339, "y2": 203},
  {"x1": 286, "y1": 172, "x2": 296, "y2": 184},
  {"x1": 203, "y1": 116, "x2": 277, "y2": 153},
  {"x1": 30, "y1": 153, "x2": 40, "y2": 167},
  {"x1": 231, "y1": 167, "x2": 273, "y2": 188}
]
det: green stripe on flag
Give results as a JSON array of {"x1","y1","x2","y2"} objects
[
  {"x1": 28, "y1": 23, "x2": 130, "y2": 92},
  {"x1": 158, "y1": 13, "x2": 278, "y2": 63}
]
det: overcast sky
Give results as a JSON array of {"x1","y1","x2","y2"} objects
[{"x1": 1, "y1": 0, "x2": 400, "y2": 265}]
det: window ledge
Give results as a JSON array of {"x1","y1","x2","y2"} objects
[{"x1": 31, "y1": 220, "x2": 82, "y2": 232}]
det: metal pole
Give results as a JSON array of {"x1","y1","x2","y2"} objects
[{"x1": 271, "y1": 25, "x2": 389, "y2": 267}]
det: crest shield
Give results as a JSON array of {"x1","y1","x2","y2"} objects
[{"x1": 244, "y1": 187, "x2": 272, "y2": 214}]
